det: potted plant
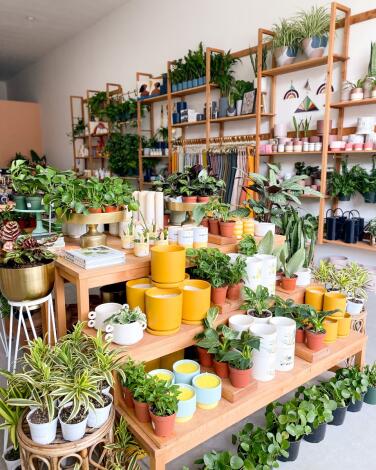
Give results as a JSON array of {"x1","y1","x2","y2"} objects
[
  {"x1": 149, "y1": 380, "x2": 179, "y2": 437},
  {"x1": 335, "y1": 367, "x2": 369, "y2": 412},
  {"x1": 223, "y1": 330, "x2": 260, "y2": 388},
  {"x1": 364, "y1": 217, "x2": 376, "y2": 246},
  {"x1": 105, "y1": 304, "x2": 147, "y2": 346},
  {"x1": 0, "y1": 235, "x2": 55, "y2": 302},
  {"x1": 210, "y1": 50, "x2": 240, "y2": 117},
  {"x1": 132, "y1": 374, "x2": 156, "y2": 423},
  {"x1": 238, "y1": 234, "x2": 257, "y2": 257},
  {"x1": 321, "y1": 379, "x2": 350, "y2": 426},
  {"x1": 295, "y1": 384, "x2": 337, "y2": 443},
  {"x1": 342, "y1": 262, "x2": 370, "y2": 315},
  {"x1": 271, "y1": 18, "x2": 299, "y2": 67},
  {"x1": 9, "y1": 160, "x2": 31, "y2": 210},
  {"x1": 240, "y1": 285, "x2": 273, "y2": 323},
  {"x1": 194, "y1": 307, "x2": 219, "y2": 367},
  {"x1": 250, "y1": 46, "x2": 268, "y2": 91},
  {"x1": 232, "y1": 79, "x2": 253, "y2": 115},
  {"x1": 265, "y1": 398, "x2": 312, "y2": 461},
  {"x1": 350, "y1": 78, "x2": 364, "y2": 100},
  {"x1": 305, "y1": 308, "x2": 332, "y2": 351},
  {"x1": 195, "y1": 168, "x2": 225, "y2": 202},
  {"x1": 296, "y1": 6, "x2": 330, "y2": 58},
  {"x1": 189, "y1": 450, "x2": 245, "y2": 470},
  {"x1": 133, "y1": 230, "x2": 150, "y2": 257},
  {"x1": 364, "y1": 362, "x2": 376, "y2": 405},
  {"x1": 272, "y1": 297, "x2": 312, "y2": 343},
  {"x1": 279, "y1": 246, "x2": 306, "y2": 291},
  {"x1": 227, "y1": 256, "x2": 246, "y2": 300},
  {"x1": 120, "y1": 359, "x2": 146, "y2": 408}
]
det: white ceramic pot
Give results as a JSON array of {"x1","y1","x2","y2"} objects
[
  {"x1": 87, "y1": 393, "x2": 113, "y2": 428},
  {"x1": 65, "y1": 223, "x2": 87, "y2": 238},
  {"x1": 111, "y1": 320, "x2": 147, "y2": 346},
  {"x1": 109, "y1": 223, "x2": 119, "y2": 236},
  {"x1": 346, "y1": 298, "x2": 364, "y2": 315},
  {"x1": 274, "y1": 123, "x2": 287, "y2": 138},
  {"x1": 134, "y1": 242, "x2": 150, "y2": 257},
  {"x1": 178, "y1": 229, "x2": 194, "y2": 248},
  {"x1": 27, "y1": 409, "x2": 58, "y2": 445},
  {"x1": 269, "y1": 317, "x2": 296, "y2": 372},
  {"x1": 302, "y1": 36, "x2": 328, "y2": 58},
  {"x1": 356, "y1": 116, "x2": 375, "y2": 135},
  {"x1": 249, "y1": 324, "x2": 277, "y2": 381},
  {"x1": 255, "y1": 254, "x2": 277, "y2": 294},
  {"x1": 248, "y1": 310, "x2": 272, "y2": 324},
  {"x1": 274, "y1": 46, "x2": 297, "y2": 67},
  {"x1": 254, "y1": 77, "x2": 268, "y2": 93},
  {"x1": 90, "y1": 303, "x2": 122, "y2": 331},
  {"x1": 254, "y1": 222, "x2": 275, "y2": 237},
  {"x1": 244, "y1": 256, "x2": 262, "y2": 290},
  {"x1": 229, "y1": 314, "x2": 254, "y2": 337},
  {"x1": 3, "y1": 447, "x2": 21, "y2": 470},
  {"x1": 296, "y1": 268, "x2": 311, "y2": 286},
  {"x1": 59, "y1": 404, "x2": 88, "y2": 442},
  {"x1": 236, "y1": 99, "x2": 243, "y2": 116}
]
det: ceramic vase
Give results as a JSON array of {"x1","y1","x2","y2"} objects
[
  {"x1": 269, "y1": 317, "x2": 296, "y2": 371},
  {"x1": 249, "y1": 324, "x2": 277, "y2": 381}
]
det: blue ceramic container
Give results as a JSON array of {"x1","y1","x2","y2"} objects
[
  {"x1": 193, "y1": 373, "x2": 222, "y2": 410},
  {"x1": 176, "y1": 384, "x2": 197, "y2": 422},
  {"x1": 173, "y1": 359, "x2": 200, "y2": 385}
]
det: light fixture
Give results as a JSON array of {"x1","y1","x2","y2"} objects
[{"x1": 25, "y1": 15, "x2": 36, "y2": 22}]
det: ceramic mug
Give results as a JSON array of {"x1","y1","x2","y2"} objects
[{"x1": 89, "y1": 303, "x2": 122, "y2": 330}]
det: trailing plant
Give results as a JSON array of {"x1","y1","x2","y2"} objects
[
  {"x1": 240, "y1": 285, "x2": 273, "y2": 317},
  {"x1": 105, "y1": 304, "x2": 146, "y2": 326},
  {"x1": 335, "y1": 367, "x2": 369, "y2": 404},
  {"x1": 294, "y1": 384, "x2": 337, "y2": 428},
  {"x1": 88, "y1": 91, "x2": 108, "y2": 120},
  {"x1": 238, "y1": 235, "x2": 257, "y2": 257},
  {"x1": 222, "y1": 330, "x2": 260, "y2": 370},
  {"x1": 106, "y1": 133, "x2": 143, "y2": 176}
]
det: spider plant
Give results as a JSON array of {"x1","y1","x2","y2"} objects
[{"x1": 296, "y1": 6, "x2": 331, "y2": 40}]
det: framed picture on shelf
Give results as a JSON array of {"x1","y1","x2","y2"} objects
[{"x1": 241, "y1": 90, "x2": 256, "y2": 115}]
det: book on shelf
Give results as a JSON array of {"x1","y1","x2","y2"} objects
[{"x1": 64, "y1": 245, "x2": 125, "y2": 269}]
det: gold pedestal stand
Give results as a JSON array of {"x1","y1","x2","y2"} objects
[
  {"x1": 64, "y1": 211, "x2": 125, "y2": 247},
  {"x1": 167, "y1": 201, "x2": 204, "y2": 226}
]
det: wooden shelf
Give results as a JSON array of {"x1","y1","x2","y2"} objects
[
  {"x1": 172, "y1": 120, "x2": 207, "y2": 128},
  {"x1": 141, "y1": 155, "x2": 169, "y2": 158},
  {"x1": 210, "y1": 113, "x2": 274, "y2": 124},
  {"x1": 263, "y1": 150, "x2": 376, "y2": 157},
  {"x1": 170, "y1": 84, "x2": 218, "y2": 99},
  {"x1": 138, "y1": 94, "x2": 168, "y2": 104},
  {"x1": 262, "y1": 54, "x2": 347, "y2": 77},
  {"x1": 301, "y1": 193, "x2": 329, "y2": 199},
  {"x1": 116, "y1": 331, "x2": 365, "y2": 458},
  {"x1": 331, "y1": 97, "x2": 376, "y2": 108},
  {"x1": 332, "y1": 150, "x2": 376, "y2": 156},
  {"x1": 263, "y1": 151, "x2": 322, "y2": 156},
  {"x1": 323, "y1": 239, "x2": 376, "y2": 252}
]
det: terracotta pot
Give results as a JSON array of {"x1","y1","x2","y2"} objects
[
  {"x1": 306, "y1": 330, "x2": 326, "y2": 351},
  {"x1": 149, "y1": 410, "x2": 176, "y2": 437},
  {"x1": 219, "y1": 221, "x2": 235, "y2": 238},
  {"x1": 295, "y1": 328, "x2": 305, "y2": 344},
  {"x1": 163, "y1": 214, "x2": 169, "y2": 226},
  {"x1": 197, "y1": 347, "x2": 213, "y2": 367},
  {"x1": 182, "y1": 196, "x2": 197, "y2": 203},
  {"x1": 208, "y1": 219, "x2": 219, "y2": 235},
  {"x1": 281, "y1": 276, "x2": 297, "y2": 291},
  {"x1": 123, "y1": 386, "x2": 134, "y2": 408},
  {"x1": 133, "y1": 399, "x2": 151, "y2": 423},
  {"x1": 197, "y1": 196, "x2": 210, "y2": 203},
  {"x1": 88, "y1": 207, "x2": 102, "y2": 213},
  {"x1": 213, "y1": 360, "x2": 229, "y2": 378},
  {"x1": 104, "y1": 206, "x2": 118, "y2": 213},
  {"x1": 211, "y1": 285, "x2": 228, "y2": 305},
  {"x1": 201, "y1": 218, "x2": 209, "y2": 228},
  {"x1": 229, "y1": 366, "x2": 252, "y2": 388},
  {"x1": 227, "y1": 282, "x2": 243, "y2": 301}
]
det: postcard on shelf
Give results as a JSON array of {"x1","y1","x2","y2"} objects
[{"x1": 64, "y1": 245, "x2": 125, "y2": 269}]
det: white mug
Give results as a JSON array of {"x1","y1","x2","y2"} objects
[
  {"x1": 111, "y1": 321, "x2": 147, "y2": 346},
  {"x1": 89, "y1": 303, "x2": 122, "y2": 330}
]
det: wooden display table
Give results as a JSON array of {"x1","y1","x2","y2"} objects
[
  {"x1": 115, "y1": 331, "x2": 366, "y2": 470},
  {"x1": 55, "y1": 236, "x2": 238, "y2": 336}
]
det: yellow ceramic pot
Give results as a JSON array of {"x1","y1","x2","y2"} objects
[
  {"x1": 323, "y1": 318, "x2": 338, "y2": 343},
  {"x1": 151, "y1": 273, "x2": 190, "y2": 289},
  {"x1": 151, "y1": 245, "x2": 186, "y2": 284},
  {"x1": 233, "y1": 220, "x2": 243, "y2": 240},
  {"x1": 160, "y1": 350, "x2": 184, "y2": 370},
  {"x1": 145, "y1": 358, "x2": 161, "y2": 372},
  {"x1": 323, "y1": 292, "x2": 346, "y2": 317},
  {"x1": 305, "y1": 285, "x2": 326, "y2": 311},
  {"x1": 145, "y1": 287, "x2": 183, "y2": 335},
  {"x1": 243, "y1": 218, "x2": 255, "y2": 236},
  {"x1": 154, "y1": 239, "x2": 169, "y2": 246},
  {"x1": 126, "y1": 278, "x2": 153, "y2": 311},
  {"x1": 337, "y1": 313, "x2": 351, "y2": 338},
  {"x1": 181, "y1": 280, "x2": 211, "y2": 325}
]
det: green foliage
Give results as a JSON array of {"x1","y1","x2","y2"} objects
[
  {"x1": 305, "y1": 308, "x2": 333, "y2": 334},
  {"x1": 222, "y1": 330, "x2": 260, "y2": 370},
  {"x1": 0, "y1": 236, "x2": 56, "y2": 268},
  {"x1": 106, "y1": 132, "x2": 142, "y2": 176},
  {"x1": 272, "y1": 18, "x2": 300, "y2": 49},
  {"x1": 368, "y1": 42, "x2": 376, "y2": 77},
  {"x1": 231, "y1": 80, "x2": 253, "y2": 103},
  {"x1": 335, "y1": 367, "x2": 369, "y2": 404},
  {"x1": 279, "y1": 246, "x2": 305, "y2": 278},
  {"x1": 272, "y1": 298, "x2": 314, "y2": 330},
  {"x1": 240, "y1": 285, "x2": 272, "y2": 317},
  {"x1": 197, "y1": 324, "x2": 238, "y2": 362},
  {"x1": 210, "y1": 51, "x2": 240, "y2": 97},
  {"x1": 296, "y1": 6, "x2": 331, "y2": 40},
  {"x1": 250, "y1": 46, "x2": 268, "y2": 78},
  {"x1": 238, "y1": 235, "x2": 257, "y2": 256},
  {"x1": 87, "y1": 91, "x2": 107, "y2": 119},
  {"x1": 328, "y1": 160, "x2": 360, "y2": 198},
  {"x1": 294, "y1": 384, "x2": 337, "y2": 428},
  {"x1": 121, "y1": 358, "x2": 146, "y2": 392},
  {"x1": 132, "y1": 374, "x2": 157, "y2": 404},
  {"x1": 265, "y1": 398, "x2": 312, "y2": 441},
  {"x1": 320, "y1": 379, "x2": 351, "y2": 408},
  {"x1": 193, "y1": 450, "x2": 245, "y2": 470},
  {"x1": 187, "y1": 248, "x2": 231, "y2": 288},
  {"x1": 170, "y1": 42, "x2": 206, "y2": 84},
  {"x1": 149, "y1": 380, "x2": 179, "y2": 417},
  {"x1": 105, "y1": 305, "x2": 146, "y2": 326},
  {"x1": 194, "y1": 307, "x2": 219, "y2": 344},
  {"x1": 364, "y1": 362, "x2": 376, "y2": 387},
  {"x1": 228, "y1": 256, "x2": 247, "y2": 286}
]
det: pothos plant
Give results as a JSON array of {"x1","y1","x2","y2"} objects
[
  {"x1": 265, "y1": 398, "x2": 312, "y2": 441},
  {"x1": 335, "y1": 367, "x2": 369, "y2": 404},
  {"x1": 186, "y1": 248, "x2": 231, "y2": 288}
]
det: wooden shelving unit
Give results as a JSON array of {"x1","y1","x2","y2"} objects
[
  {"x1": 323, "y1": 238, "x2": 376, "y2": 252},
  {"x1": 331, "y1": 97, "x2": 376, "y2": 108}
]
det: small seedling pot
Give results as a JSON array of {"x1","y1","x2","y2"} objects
[
  {"x1": 306, "y1": 330, "x2": 326, "y2": 351},
  {"x1": 229, "y1": 366, "x2": 252, "y2": 388},
  {"x1": 122, "y1": 386, "x2": 134, "y2": 408},
  {"x1": 347, "y1": 394, "x2": 365, "y2": 412},
  {"x1": 304, "y1": 422, "x2": 327, "y2": 443},
  {"x1": 87, "y1": 392, "x2": 113, "y2": 428},
  {"x1": 3, "y1": 447, "x2": 21, "y2": 470},
  {"x1": 219, "y1": 221, "x2": 235, "y2": 238},
  {"x1": 346, "y1": 298, "x2": 364, "y2": 315},
  {"x1": 27, "y1": 409, "x2": 58, "y2": 445},
  {"x1": 208, "y1": 218, "x2": 220, "y2": 235},
  {"x1": 193, "y1": 373, "x2": 222, "y2": 410},
  {"x1": 281, "y1": 275, "x2": 297, "y2": 291},
  {"x1": 213, "y1": 360, "x2": 229, "y2": 379},
  {"x1": 149, "y1": 410, "x2": 176, "y2": 437},
  {"x1": 295, "y1": 328, "x2": 305, "y2": 343},
  {"x1": 133, "y1": 399, "x2": 151, "y2": 423},
  {"x1": 211, "y1": 285, "x2": 228, "y2": 305},
  {"x1": 59, "y1": 404, "x2": 88, "y2": 442},
  {"x1": 149, "y1": 368, "x2": 175, "y2": 384},
  {"x1": 227, "y1": 282, "x2": 243, "y2": 300}
]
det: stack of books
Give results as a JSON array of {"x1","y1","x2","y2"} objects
[{"x1": 64, "y1": 245, "x2": 125, "y2": 269}]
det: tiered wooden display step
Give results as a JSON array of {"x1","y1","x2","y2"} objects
[
  {"x1": 212, "y1": 298, "x2": 242, "y2": 314},
  {"x1": 295, "y1": 342, "x2": 330, "y2": 363},
  {"x1": 208, "y1": 233, "x2": 286, "y2": 247},
  {"x1": 275, "y1": 285, "x2": 306, "y2": 303}
]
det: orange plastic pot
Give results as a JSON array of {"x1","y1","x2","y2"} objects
[
  {"x1": 208, "y1": 219, "x2": 219, "y2": 235},
  {"x1": 197, "y1": 347, "x2": 213, "y2": 367},
  {"x1": 211, "y1": 286, "x2": 228, "y2": 305},
  {"x1": 227, "y1": 282, "x2": 243, "y2": 301},
  {"x1": 88, "y1": 207, "x2": 102, "y2": 213},
  {"x1": 149, "y1": 410, "x2": 176, "y2": 437},
  {"x1": 197, "y1": 196, "x2": 210, "y2": 203},
  {"x1": 123, "y1": 386, "x2": 134, "y2": 408},
  {"x1": 104, "y1": 206, "x2": 118, "y2": 213},
  {"x1": 281, "y1": 276, "x2": 297, "y2": 291},
  {"x1": 306, "y1": 330, "x2": 326, "y2": 351},
  {"x1": 182, "y1": 196, "x2": 197, "y2": 203},
  {"x1": 213, "y1": 360, "x2": 229, "y2": 379},
  {"x1": 229, "y1": 366, "x2": 252, "y2": 388},
  {"x1": 151, "y1": 245, "x2": 186, "y2": 284},
  {"x1": 295, "y1": 328, "x2": 305, "y2": 343},
  {"x1": 201, "y1": 218, "x2": 209, "y2": 228},
  {"x1": 305, "y1": 285, "x2": 326, "y2": 311},
  {"x1": 219, "y1": 221, "x2": 235, "y2": 238},
  {"x1": 133, "y1": 399, "x2": 151, "y2": 423}
]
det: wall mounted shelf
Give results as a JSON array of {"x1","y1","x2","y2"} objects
[{"x1": 262, "y1": 54, "x2": 348, "y2": 77}]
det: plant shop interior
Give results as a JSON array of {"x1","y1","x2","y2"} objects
[{"x1": 1, "y1": 0, "x2": 376, "y2": 469}]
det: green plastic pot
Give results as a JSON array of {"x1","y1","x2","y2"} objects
[
  {"x1": 364, "y1": 386, "x2": 376, "y2": 405},
  {"x1": 13, "y1": 195, "x2": 26, "y2": 210},
  {"x1": 362, "y1": 192, "x2": 376, "y2": 203},
  {"x1": 25, "y1": 196, "x2": 43, "y2": 210}
]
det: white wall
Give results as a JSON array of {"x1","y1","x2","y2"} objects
[{"x1": 0, "y1": 81, "x2": 7, "y2": 100}]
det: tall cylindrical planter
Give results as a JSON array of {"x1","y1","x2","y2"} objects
[
  {"x1": 236, "y1": 99, "x2": 243, "y2": 116},
  {"x1": 151, "y1": 245, "x2": 186, "y2": 284},
  {"x1": 323, "y1": 292, "x2": 346, "y2": 317},
  {"x1": 323, "y1": 318, "x2": 338, "y2": 343},
  {"x1": 181, "y1": 280, "x2": 211, "y2": 325},
  {"x1": 337, "y1": 313, "x2": 351, "y2": 338},
  {"x1": 219, "y1": 97, "x2": 229, "y2": 118},
  {"x1": 249, "y1": 324, "x2": 277, "y2": 381},
  {"x1": 244, "y1": 256, "x2": 263, "y2": 290},
  {"x1": 145, "y1": 287, "x2": 183, "y2": 335},
  {"x1": 255, "y1": 254, "x2": 277, "y2": 294},
  {"x1": 269, "y1": 317, "x2": 296, "y2": 371},
  {"x1": 229, "y1": 314, "x2": 254, "y2": 337},
  {"x1": 126, "y1": 278, "x2": 152, "y2": 311}
]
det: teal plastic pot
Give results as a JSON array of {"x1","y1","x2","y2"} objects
[
  {"x1": 192, "y1": 373, "x2": 222, "y2": 410},
  {"x1": 13, "y1": 195, "x2": 26, "y2": 210},
  {"x1": 173, "y1": 360, "x2": 200, "y2": 385},
  {"x1": 25, "y1": 196, "x2": 43, "y2": 210},
  {"x1": 364, "y1": 386, "x2": 376, "y2": 405},
  {"x1": 176, "y1": 384, "x2": 196, "y2": 423}
]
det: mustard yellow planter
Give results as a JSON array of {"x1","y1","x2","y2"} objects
[
  {"x1": 337, "y1": 313, "x2": 351, "y2": 338},
  {"x1": 152, "y1": 273, "x2": 189, "y2": 289},
  {"x1": 243, "y1": 218, "x2": 255, "y2": 236},
  {"x1": 305, "y1": 285, "x2": 326, "y2": 311},
  {"x1": 151, "y1": 245, "x2": 186, "y2": 284},
  {"x1": 126, "y1": 277, "x2": 153, "y2": 311},
  {"x1": 145, "y1": 358, "x2": 161, "y2": 372},
  {"x1": 160, "y1": 350, "x2": 184, "y2": 370},
  {"x1": 323, "y1": 318, "x2": 338, "y2": 343},
  {"x1": 181, "y1": 280, "x2": 211, "y2": 325},
  {"x1": 145, "y1": 287, "x2": 183, "y2": 335},
  {"x1": 233, "y1": 220, "x2": 243, "y2": 239},
  {"x1": 323, "y1": 292, "x2": 346, "y2": 317}
]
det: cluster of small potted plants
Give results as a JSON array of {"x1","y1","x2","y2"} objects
[
  {"x1": 169, "y1": 42, "x2": 207, "y2": 92},
  {"x1": 0, "y1": 323, "x2": 123, "y2": 462},
  {"x1": 185, "y1": 363, "x2": 376, "y2": 469}
]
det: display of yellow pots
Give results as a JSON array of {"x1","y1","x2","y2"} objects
[
  {"x1": 182, "y1": 280, "x2": 211, "y2": 325},
  {"x1": 145, "y1": 287, "x2": 183, "y2": 335},
  {"x1": 305, "y1": 285, "x2": 326, "y2": 311},
  {"x1": 151, "y1": 245, "x2": 186, "y2": 284},
  {"x1": 151, "y1": 273, "x2": 189, "y2": 289},
  {"x1": 243, "y1": 218, "x2": 255, "y2": 236},
  {"x1": 337, "y1": 313, "x2": 351, "y2": 338},
  {"x1": 126, "y1": 278, "x2": 153, "y2": 311},
  {"x1": 145, "y1": 358, "x2": 161, "y2": 372},
  {"x1": 233, "y1": 220, "x2": 243, "y2": 239},
  {"x1": 323, "y1": 318, "x2": 338, "y2": 344},
  {"x1": 160, "y1": 350, "x2": 184, "y2": 370},
  {"x1": 323, "y1": 292, "x2": 346, "y2": 317}
]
